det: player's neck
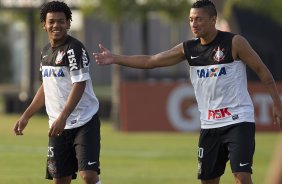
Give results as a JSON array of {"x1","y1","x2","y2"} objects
[
  {"x1": 50, "y1": 34, "x2": 68, "y2": 48},
  {"x1": 200, "y1": 29, "x2": 218, "y2": 45}
]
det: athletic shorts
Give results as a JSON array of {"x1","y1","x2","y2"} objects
[
  {"x1": 46, "y1": 113, "x2": 101, "y2": 180},
  {"x1": 197, "y1": 122, "x2": 255, "y2": 180}
]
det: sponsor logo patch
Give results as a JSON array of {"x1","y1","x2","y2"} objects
[
  {"x1": 232, "y1": 114, "x2": 239, "y2": 120},
  {"x1": 42, "y1": 68, "x2": 65, "y2": 77},
  {"x1": 82, "y1": 48, "x2": 89, "y2": 67},
  {"x1": 71, "y1": 120, "x2": 77, "y2": 124},
  {"x1": 208, "y1": 108, "x2": 231, "y2": 120},
  {"x1": 67, "y1": 49, "x2": 78, "y2": 71},
  {"x1": 88, "y1": 161, "x2": 96, "y2": 165},
  {"x1": 239, "y1": 162, "x2": 249, "y2": 167},
  {"x1": 197, "y1": 67, "x2": 226, "y2": 78}
]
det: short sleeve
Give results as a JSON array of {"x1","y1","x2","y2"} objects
[{"x1": 66, "y1": 41, "x2": 91, "y2": 83}]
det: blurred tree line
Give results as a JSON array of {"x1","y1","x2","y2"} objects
[
  {"x1": 1, "y1": 0, "x2": 282, "y2": 85},
  {"x1": 0, "y1": 21, "x2": 12, "y2": 83},
  {"x1": 224, "y1": 0, "x2": 282, "y2": 25},
  {"x1": 1, "y1": 0, "x2": 282, "y2": 119}
]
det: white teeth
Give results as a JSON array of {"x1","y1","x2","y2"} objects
[{"x1": 53, "y1": 31, "x2": 60, "y2": 33}]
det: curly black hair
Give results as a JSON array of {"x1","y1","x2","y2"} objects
[
  {"x1": 40, "y1": 1, "x2": 72, "y2": 22},
  {"x1": 192, "y1": 0, "x2": 217, "y2": 17}
]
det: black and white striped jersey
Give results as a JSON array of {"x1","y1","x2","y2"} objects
[{"x1": 40, "y1": 35, "x2": 99, "y2": 129}]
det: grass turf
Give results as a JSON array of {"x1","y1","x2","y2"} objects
[{"x1": 0, "y1": 113, "x2": 279, "y2": 184}]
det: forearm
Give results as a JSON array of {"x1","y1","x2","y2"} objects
[
  {"x1": 22, "y1": 85, "x2": 45, "y2": 119},
  {"x1": 112, "y1": 54, "x2": 155, "y2": 69},
  {"x1": 58, "y1": 81, "x2": 86, "y2": 121},
  {"x1": 95, "y1": 43, "x2": 185, "y2": 68},
  {"x1": 112, "y1": 44, "x2": 185, "y2": 69},
  {"x1": 259, "y1": 70, "x2": 282, "y2": 107}
]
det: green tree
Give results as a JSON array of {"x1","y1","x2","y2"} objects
[
  {"x1": 0, "y1": 21, "x2": 12, "y2": 83},
  {"x1": 140, "y1": 0, "x2": 191, "y2": 79},
  {"x1": 223, "y1": 0, "x2": 282, "y2": 25}
]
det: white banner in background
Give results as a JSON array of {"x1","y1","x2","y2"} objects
[{"x1": 167, "y1": 85, "x2": 200, "y2": 131}]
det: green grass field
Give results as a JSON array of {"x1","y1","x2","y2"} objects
[{"x1": 0, "y1": 113, "x2": 280, "y2": 184}]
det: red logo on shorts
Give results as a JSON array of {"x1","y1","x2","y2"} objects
[{"x1": 208, "y1": 108, "x2": 231, "y2": 120}]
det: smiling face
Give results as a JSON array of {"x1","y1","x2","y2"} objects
[
  {"x1": 189, "y1": 8, "x2": 216, "y2": 38},
  {"x1": 43, "y1": 12, "x2": 70, "y2": 47}
]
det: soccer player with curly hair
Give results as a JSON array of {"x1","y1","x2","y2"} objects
[{"x1": 14, "y1": 1, "x2": 102, "y2": 184}]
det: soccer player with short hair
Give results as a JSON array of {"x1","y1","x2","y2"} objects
[
  {"x1": 13, "y1": 1, "x2": 101, "y2": 184},
  {"x1": 93, "y1": 0, "x2": 282, "y2": 184}
]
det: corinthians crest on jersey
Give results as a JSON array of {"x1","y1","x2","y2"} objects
[
  {"x1": 213, "y1": 46, "x2": 225, "y2": 62},
  {"x1": 55, "y1": 50, "x2": 66, "y2": 65}
]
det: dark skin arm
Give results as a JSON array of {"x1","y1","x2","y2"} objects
[
  {"x1": 232, "y1": 35, "x2": 282, "y2": 127},
  {"x1": 13, "y1": 85, "x2": 45, "y2": 135},
  {"x1": 48, "y1": 81, "x2": 86, "y2": 137},
  {"x1": 94, "y1": 43, "x2": 186, "y2": 68}
]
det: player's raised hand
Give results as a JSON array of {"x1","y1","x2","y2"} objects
[{"x1": 93, "y1": 44, "x2": 114, "y2": 65}]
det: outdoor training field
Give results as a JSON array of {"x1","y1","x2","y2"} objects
[{"x1": 0, "y1": 113, "x2": 280, "y2": 184}]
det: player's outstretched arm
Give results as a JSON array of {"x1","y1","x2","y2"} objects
[
  {"x1": 233, "y1": 35, "x2": 282, "y2": 127},
  {"x1": 13, "y1": 85, "x2": 45, "y2": 135},
  {"x1": 93, "y1": 43, "x2": 186, "y2": 69}
]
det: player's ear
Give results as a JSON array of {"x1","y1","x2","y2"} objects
[
  {"x1": 67, "y1": 20, "x2": 71, "y2": 30},
  {"x1": 42, "y1": 22, "x2": 46, "y2": 31},
  {"x1": 211, "y1": 15, "x2": 217, "y2": 24}
]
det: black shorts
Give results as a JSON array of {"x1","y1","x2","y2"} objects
[
  {"x1": 197, "y1": 122, "x2": 255, "y2": 180},
  {"x1": 46, "y1": 114, "x2": 101, "y2": 180}
]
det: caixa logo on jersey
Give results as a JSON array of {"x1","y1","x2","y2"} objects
[
  {"x1": 42, "y1": 68, "x2": 65, "y2": 77},
  {"x1": 67, "y1": 49, "x2": 79, "y2": 71},
  {"x1": 197, "y1": 66, "x2": 226, "y2": 78}
]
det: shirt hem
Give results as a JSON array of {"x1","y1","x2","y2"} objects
[{"x1": 201, "y1": 120, "x2": 255, "y2": 129}]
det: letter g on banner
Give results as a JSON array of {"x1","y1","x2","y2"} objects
[{"x1": 167, "y1": 85, "x2": 200, "y2": 132}]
